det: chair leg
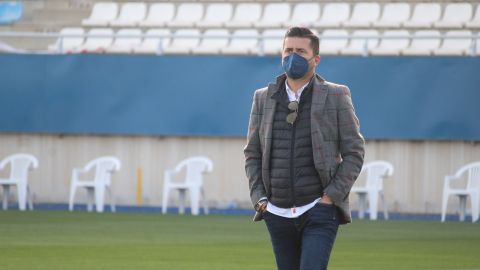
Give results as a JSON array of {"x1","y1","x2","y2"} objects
[
  {"x1": 470, "y1": 193, "x2": 479, "y2": 223},
  {"x1": 2, "y1": 185, "x2": 10, "y2": 210},
  {"x1": 381, "y1": 192, "x2": 388, "y2": 220},
  {"x1": 201, "y1": 188, "x2": 208, "y2": 215},
  {"x1": 86, "y1": 187, "x2": 94, "y2": 212},
  {"x1": 368, "y1": 190, "x2": 379, "y2": 220},
  {"x1": 68, "y1": 184, "x2": 77, "y2": 211},
  {"x1": 108, "y1": 187, "x2": 115, "y2": 213},
  {"x1": 357, "y1": 193, "x2": 367, "y2": 219},
  {"x1": 441, "y1": 191, "x2": 449, "y2": 222},
  {"x1": 162, "y1": 185, "x2": 169, "y2": 214},
  {"x1": 178, "y1": 190, "x2": 186, "y2": 215},
  {"x1": 17, "y1": 182, "x2": 27, "y2": 211},
  {"x1": 190, "y1": 187, "x2": 200, "y2": 216},
  {"x1": 94, "y1": 185, "x2": 105, "y2": 213},
  {"x1": 458, "y1": 195, "x2": 467, "y2": 222},
  {"x1": 27, "y1": 186, "x2": 33, "y2": 210}
]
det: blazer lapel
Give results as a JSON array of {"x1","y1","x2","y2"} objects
[{"x1": 311, "y1": 75, "x2": 329, "y2": 170}]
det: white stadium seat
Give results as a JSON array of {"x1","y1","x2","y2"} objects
[
  {"x1": 403, "y1": 3, "x2": 442, "y2": 28},
  {"x1": 434, "y1": 3, "x2": 473, "y2": 29},
  {"x1": 48, "y1": 27, "x2": 84, "y2": 53},
  {"x1": 106, "y1": 28, "x2": 142, "y2": 54},
  {"x1": 318, "y1": 29, "x2": 349, "y2": 55},
  {"x1": 220, "y1": 29, "x2": 259, "y2": 55},
  {"x1": 167, "y1": 3, "x2": 204, "y2": 28},
  {"x1": 196, "y1": 3, "x2": 233, "y2": 28},
  {"x1": 373, "y1": 3, "x2": 411, "y2": 28},
  {"x1": 261, "y1": 29, "x2": 285, "y2": 55},
  {"x1": 433, "y1": 30, "x2": 473, "y2": 56},
  {"x1": 133, "y1": 29, "x2": 171, "y2": 54},
  {"x1": 82, "y1": 2, "x2": 118, "y2": 27},
  {"x1": 139, "y1": 3, "x2": 175, "y2": 27},
  {"x1": 109, "y1": 2, "x2": 146, "y2": 27},
  {"x1": 162, "y1": 29, "x2": 201, "y2": 54},
  {"x1": 75, "y1": 28, "x2": 114, "y2": 53},
  {"x1": 313, "y1": 3, "x2": 350, "y2": 28},
  {"x1": 402, "y1": 30, "x2": 441, "y2": 56},
  {"x1": 191, "y1": 29, "x2": 230, "y2": 54},
  {"x1": 466, "y1": 5, "x2": 480, "y2": 28},
  {"x1": 254, "y1": 3, "x2": 291, "y2": 28},
  {"x1": 224, "y1": 3, "x2": 262, "y2": 28},
  {"x1": 283, "y1": 3, "x2": 320, "y2": 28},
  {"x1": 342, "y1": 2, "x2": 381, "y2": 28},
  {"x1": 341, "y1": 30, "x2": 379, "y2": 56},
  {"x1": 370, "y1": 30, "x2": 410, "y2": 56}
]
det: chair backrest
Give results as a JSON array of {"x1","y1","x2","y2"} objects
[
  {"x1": 441, "y1": 3, "x2": 472, "y2": 23},
  {"x1": 259, "y1": 3, "x2": 291, "y2": 24},
  {"x1": 410, "y1": 30, "x2": 441, "y2": 49},
  {"x1": 0, "y1": 153, "x2": 38, "y2": 181},
  {"x1": 349, "y1": 2, "x2": 380, "y2": 22},
  {"x1": 409, "y1": 3, "x2": 441, "y2": 24},
  {"x1": 203, "y1": 3, "x2": 233, "y2": 23},
  {"x1": 231, "y1": 3, "x2": 261, "y2": 23},
  {"x1": 228, "y1": 29, "x2": 258, "y2": 49},
  {"x1": 378, "y1": 30, "x2": 410, "y2": 50},
  {"x1": 288, "y1": 3, "x2": 320, "y2": 26},
  {"x1": 173, "y1": 3, "x2": 204, "y2": 23},
  {"x1": 362, "y1": 161, "x2": 394, "y2": 190},
  {"x1": 319, "y1": 3, "x2": 350, "y2": 23},
  {"x1": 113, "y1": 29, "x2": 142, "y2": 47},
  {"x1": 56, "y1": 27, "x2": 84, "y2": 51},
  {"x1": 473, "y1": 5, "x2": 480, "y2": 22},
  {"x1": 84, "y1": 28, "x2": 114, "y2": 48},
  {"x1": 144, "y1": 3, "x2": 175, "y2": 23},
  {"x1": 171, "y1": 29, "x2": 200, "y2": 48},
  {"x1": 347, "y1": 30, "x2": 379, "y2": 51},
  {"x1": 439, "y1": 30, "x2": 472, "y2": 51},
  {"x1": 453, "y1": 162, "x2": 480, "y2": 190},
  {"x1": 84, "y1": 156, "x2": 121, "y2": 185},
  {"x1": 142, "y1": 28, "x2": 171, "y2": 50},
  {"x1": 262, "y1": 29, "x2": 285, "y2": 54},
  {"x1": 380, "y1": 3, "x2": 410, "y2": 23},
  {"x1": 319, "y1": 29, "x2": 349, "y2": 51},
  {"x1": 88, "y1": 2, "x2": 118, "y2": 21},
  {"x1": 175, "y1": 156, "x2": 213, "y2": 185},
  {"x1": 198, "y1": 29, "x2": 229, "y2": 49},
  {"x1": 116, "y1": 2, "x2": 146, "y2": 22}
]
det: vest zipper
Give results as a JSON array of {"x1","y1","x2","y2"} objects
[{"x1": 290, "y1": 119, "x2": 297, "y2": 208}]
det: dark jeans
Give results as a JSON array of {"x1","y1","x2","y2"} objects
[{"x1": 264, "y1": 203, "x2": 340, "y2": 270}]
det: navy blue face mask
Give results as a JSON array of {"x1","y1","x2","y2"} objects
[{"x1": 282, "y1": 53, "x2": 315, "y2": 79}]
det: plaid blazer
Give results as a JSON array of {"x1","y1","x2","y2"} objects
[{"x1": 244, "y1": 74, "x2": 365, "y2": 224}]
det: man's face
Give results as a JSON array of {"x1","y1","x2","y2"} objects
[{"x1": 282, "y1": 37, "x2": 320, "y2": 77}]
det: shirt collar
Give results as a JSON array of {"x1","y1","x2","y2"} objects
[{"x1": 285, "y1": 80, "x2": 310, "y2": 102}]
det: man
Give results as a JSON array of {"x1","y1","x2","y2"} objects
[{"x1": 244, "y1": 27, "x2": 365, "y2": 270}]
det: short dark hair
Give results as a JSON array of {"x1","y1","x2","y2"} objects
[{"x1": 283, "y1": 27, "x2": 319, "y2": 55}]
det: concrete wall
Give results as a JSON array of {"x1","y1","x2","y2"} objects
[{"x1": 1, "y1": 133, "x2": 480, "y2": 214}]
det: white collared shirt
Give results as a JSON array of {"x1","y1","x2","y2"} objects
[{"x1": 285, "y1": 80, "x2": 310, "y2": 102}]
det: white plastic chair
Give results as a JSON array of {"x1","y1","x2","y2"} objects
[
  {"x1": 340, "y1": 30, "x2": 379, "y2": 56},
  {"x1": 109, "y1": 2, "x2": 146, "y2": 27},
  {"x1": 434, "y1": 3, "x2": 472, "y2": 29},
  {"x1": 162, "y1": 156, "x2": 213, "y2": 215},
  {"x1": 162, "y1": 29, "x2": 200, "y2": 54},
  {"x1": 75, "y1": 28, "x2": 114, "y2": 53},
  {"x1": 167, "y1": 3, "x2": 204, "y2": 28},
  {"x1": 466, "y1": 5, "x2": 480, "y2": 28},
  {"x1": 313, "y1": 3, "x2": 350, "y2": 28},
  {"x1": 402, "y1": 30, "x2": 441, "y2": 56},
  {"x1": 283, "y1": 3, "x2": 320, "y2": 28},
  {"x1": 370, "y1": 30, "x2": 410, "y2": 56},
  {"x1": 318, "y1": 29, "x2": 349, "y2": 55},
  {"x1": 342, "y1": 2, "x2": 380, "y2": 28},
  {"x1": 351, "y1": 161, "x2": 394, "y2": 220},
  {"x1": 403, "y1": 3, "x2": 441, "y2": 28},
  {"x1": 191, "y1": 29, "x2": 229, "y2": 55},
  {"x1": 441, "y1": 162, "x2": 480, "y2": 223},
  {"x1": 261, "y1": 29, "x2": 285, "y2": 55},
  {"x1": 48, "y1": 27, "x2": 84, "y2": 53},
  {"x1": 106, "y1": 28, "x2": 142, "y2": 53},
  {"x1": 224, "y1": 3, "x2": 262, "y2": 28},
  {"x1": 196, "y1": 3, "x2": 233, "y2": 28},
  {"x1": 221, "y1": 29, "x2": 258, "y2": 55},
  {"x1": 372, "y1": 3, "x2": 411, "y2": 28},
  {"x1": 433, "y1": 30, "x2": 473, "y2": 56},
  {"x1": 82, "y1": 2, "x2": 118, "y2": 27},
  {"x1": 68, "y1": 156, "x2": 121, "y2": 213},
  {"x1": 254, "y1": 3, "x2": 291, "y2": 28},
  {"x1": 133, "y1": 28, "x2": 171, "y2": 55},
  {"x1": 0, "y1": 154, "x2": 38, "y2": 211},
  {"x1": 139, "y1": 3, "x2": 175, "y2": 27}
]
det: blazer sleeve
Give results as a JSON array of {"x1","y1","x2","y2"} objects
[
  {"x1": 324, "y1": 86, "x2": 365, "y2": 204},
  {"x1": 244, "y1": 90, "x2": 267, "y2": 206}
]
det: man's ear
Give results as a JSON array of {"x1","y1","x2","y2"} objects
[{"x1": 315, "y1": 55, "x2": 321, "y2": 65}]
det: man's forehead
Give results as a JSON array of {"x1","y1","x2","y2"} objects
[{"x1": 283, "y1": 37, "x2": 311, "y2": 49}]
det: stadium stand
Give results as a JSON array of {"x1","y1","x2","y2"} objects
[
  {"x1": 0, "y1": 1, "x2": 479, "y2": 56},
  {"x1": 0, "y1": 1, "x2": 23, "y2": 25}
]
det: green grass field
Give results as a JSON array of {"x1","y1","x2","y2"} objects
[{"x1": 0, "y1": 211, "x2": 479, "y2": 270}]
